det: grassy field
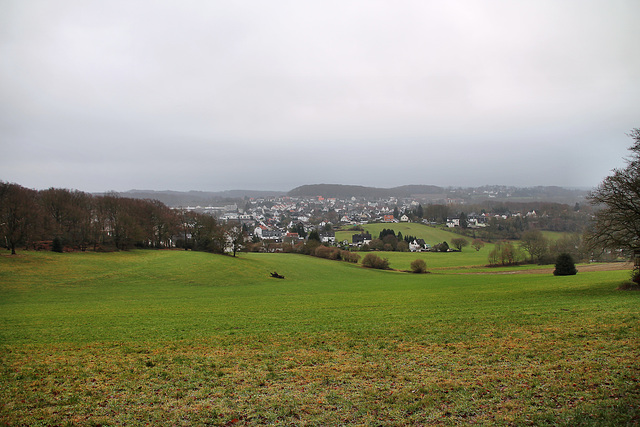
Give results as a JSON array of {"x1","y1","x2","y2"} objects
[
  {"x1": 374, "y1": 249, "x2": 494, "y2": 272},
  {"x1": 1, "y1": 250, "x2": 639, "y2": 425},
  {"x1": 335, "y1": 222, "x2": 470, "y2": 247}
]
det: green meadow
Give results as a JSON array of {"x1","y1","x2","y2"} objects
[
  {"x1": 1, "y1": 250, "x2": 639, "y2": 425},
  {"x1": 335, "y1": 222, "x2": 464, "y2": 247}
]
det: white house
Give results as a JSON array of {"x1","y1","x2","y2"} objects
[
  {"x1": 409, "y1": 239, "x2": 428, "y2": 252},
  {"x1": 320, "y1": 231, "x2": 336, "y2": 244},
  {"x1": 400, "y1": 214, "x2": 409, "y2": 222},
  {"x1": 253, "y1": 226, "x2": 265, "y2": 239}
]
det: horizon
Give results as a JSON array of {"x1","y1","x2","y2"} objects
[{"x1": 4, "y1": 181, "x2": 596, "y2": 195}]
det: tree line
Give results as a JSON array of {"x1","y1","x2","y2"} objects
[{"x1": 0, "y1": 183, "x2": 244, "y2": 255}]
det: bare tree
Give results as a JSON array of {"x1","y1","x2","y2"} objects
[
  {"x1": 39, "y1": 188, "x2": 93, "y2": 249},
  {"x1": 585, "y1": 128, "x2": 640, "y2": 255},
  {"x1": 226, "y1": 224, "x2": 246, "y2": 257},
  {"x1": 471, "y1": 239, "x2": 485, "y2": 251},
  {"x1": 0, "y1": 183, "x2": 38, "y2": 254},
  {"x1": 451, "y1": 237, "x2": 469, "y2": 252},
  {"x1": 520, "y1": 230, "x2": 549, "y2": 263}
]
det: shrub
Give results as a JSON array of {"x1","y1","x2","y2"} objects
[
  {"x1": 471, "y1": 239, "x2": 485, "y2": 251},
  {"x1": 314, "y1": 245, "x2": 360, "y2": 264},
  {"x1": 328, "y1": 248, "x2": 341, "y2": 260},
  {"x1": 434, "y1": 241, "x2": 450, "y2": 252},
  {"x1": 341, "y1": 250, "x2": 361, "y2": 263},
  {"x1": 307, "y1": 230, "x2": 321, "y2": 242},
  {"x1": 410, "y1": 259, "x2": 427, "y2": 274},
  {"x1": 52, "y1": 237, "x2": 63, "y2": 253},
  {"x1": 362, "y1": 253, "x2": 390, "y2": 270},
  {"x1": 369, "y1": 239, "x2": 384, "y2": 251},
  {"x1": 314, "y1": 245, "x2": 333, "y2": 259},
  {"x1": 488, "y1": 241, "x2": 523, "y2": 266},
  {"x1": 300, "y1": 239, "x2": 321, "y2": 255},
  {"x1": 553, "y1": 253, "x2": 577, "y2": 276}
]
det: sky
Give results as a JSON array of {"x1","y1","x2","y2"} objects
[{"x1": 1, "y1": 0, "x2": 639, "y2": 193}]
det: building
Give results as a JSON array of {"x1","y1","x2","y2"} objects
[
  {"x1": 319, "y1": 231, "x2": 336, "y2": 244},
  {"x1": 352, "y1": 232, "x2": 372, "y2": 246},
  {"x1": 409, "y1": 239, "x2": 428, "y2": 252},
  {"x1": 261, "y1": 230, "x2": 283, "y2": 241}
]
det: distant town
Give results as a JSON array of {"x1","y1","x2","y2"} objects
[
  {"x1": 1, "y1": 182, "x2": 592, "y2": 255},
  {"x1": 151, "y1": 184, "x2": 590, "y2": 251}
]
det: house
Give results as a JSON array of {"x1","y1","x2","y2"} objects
[
  {"x1": 409, "y1": 239, "x2": 427, "y2": 252},
  {"x1": 352, "y1": 232, "x2": 372, "y2": 246},
  {"x1": 446, "y1": 217, "x2": 460, "y2": 228},
  {"x1": 383, "y1": 215, "x2": 395, "y2": 223},
  {"x1": 261, "y1": 230, "x2": 283, "y2": 241},
  {"x1": 400, "y1": 214, "x2": 409, "y2": 222},
  {"x1": 319, "y1": 231, "x2": 336, "y2": 244},
  {"x1": 253, "y1": 225, "x2": 268, "y2": 239},
  {"x1": 222, "y1": 212, "x2": 239, "y2": 221},
  {"x1": 466, "y1": 215, "x2": 488, "y2": 228},
  {"x1": 285, "y1": 232, "x2": 300, "y2": 241}
]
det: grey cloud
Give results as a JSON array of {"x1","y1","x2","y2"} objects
[{"x1": 1, "y1": 0, "x2": 638, "y2": 192}]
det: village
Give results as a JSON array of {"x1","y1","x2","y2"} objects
[{"x1": 173, "y1": 194, "x2": 557, "y2": 252}]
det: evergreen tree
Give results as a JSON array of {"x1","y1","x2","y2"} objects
[
  {"x1": 434, "y1": 241, "x2": 449, "y2": 252},
  {"x1": 52, "y1": 237, "x2": 63, "y2": 253},
  {"x1": 553, "y1": 253, "x2": 577, "y2": 276},
  {"x1": 293, "y1": 222, "x2": 307, "y2": 238},
  {"x1": 379, "y1": 228, "x2": 396, "y2": 239},
  {"x1": 459, "y1": 212, "x2": 468, "y2": 229},
  {"x1": 308, "y1": 229, "x2": 321, "y2": 242}
]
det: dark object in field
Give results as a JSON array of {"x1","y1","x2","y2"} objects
[
  {"x1": 553, "y1": 253, "x2": 577, "y2": 276},
  {"x1": 270, "y1": 272, "x2": 285, "y2": 279}
]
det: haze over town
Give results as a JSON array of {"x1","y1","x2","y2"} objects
[{"x1": 1, "y1": 1, "x2": 638, "y2": 193}]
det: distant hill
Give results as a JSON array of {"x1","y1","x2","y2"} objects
[
  {"x1": 391, "y1": 185, "x2": 446, "y2": 196},
  {"x1": 289, "y1": 184, "x2": 447, "y2": 199},
  {"x1": 288, "y1": 184, "x2": 589, "y2": 203},
  {"x1": 109, "y1": 189, "x2": 286, "y2": 206},
  {"x1": 107, "y1": 184, "x2": 589, "y2": 206},
  {"x1": 466, "y1": 185, "x2": 589, "y2": 203},
  {"x1": 288, "y1": 184, "x2": 403, "y2": 199}
]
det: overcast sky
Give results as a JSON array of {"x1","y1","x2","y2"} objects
[{"x1": 1, "y1": 1, "x2": 638, "y2": 192}]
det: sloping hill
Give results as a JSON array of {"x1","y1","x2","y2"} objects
[
  {"x1": 288, "y1": 184, "x2": 447, "y2": 198},
  {"x1": 109, "y1": 189, "x2": 286, "y2": 206},
  {"x1": 2, "y1": 250, "x2": 636, "y2": 425},
  {"x1": 288, "y1": 184, "x2": 402, "y2": 199}
]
